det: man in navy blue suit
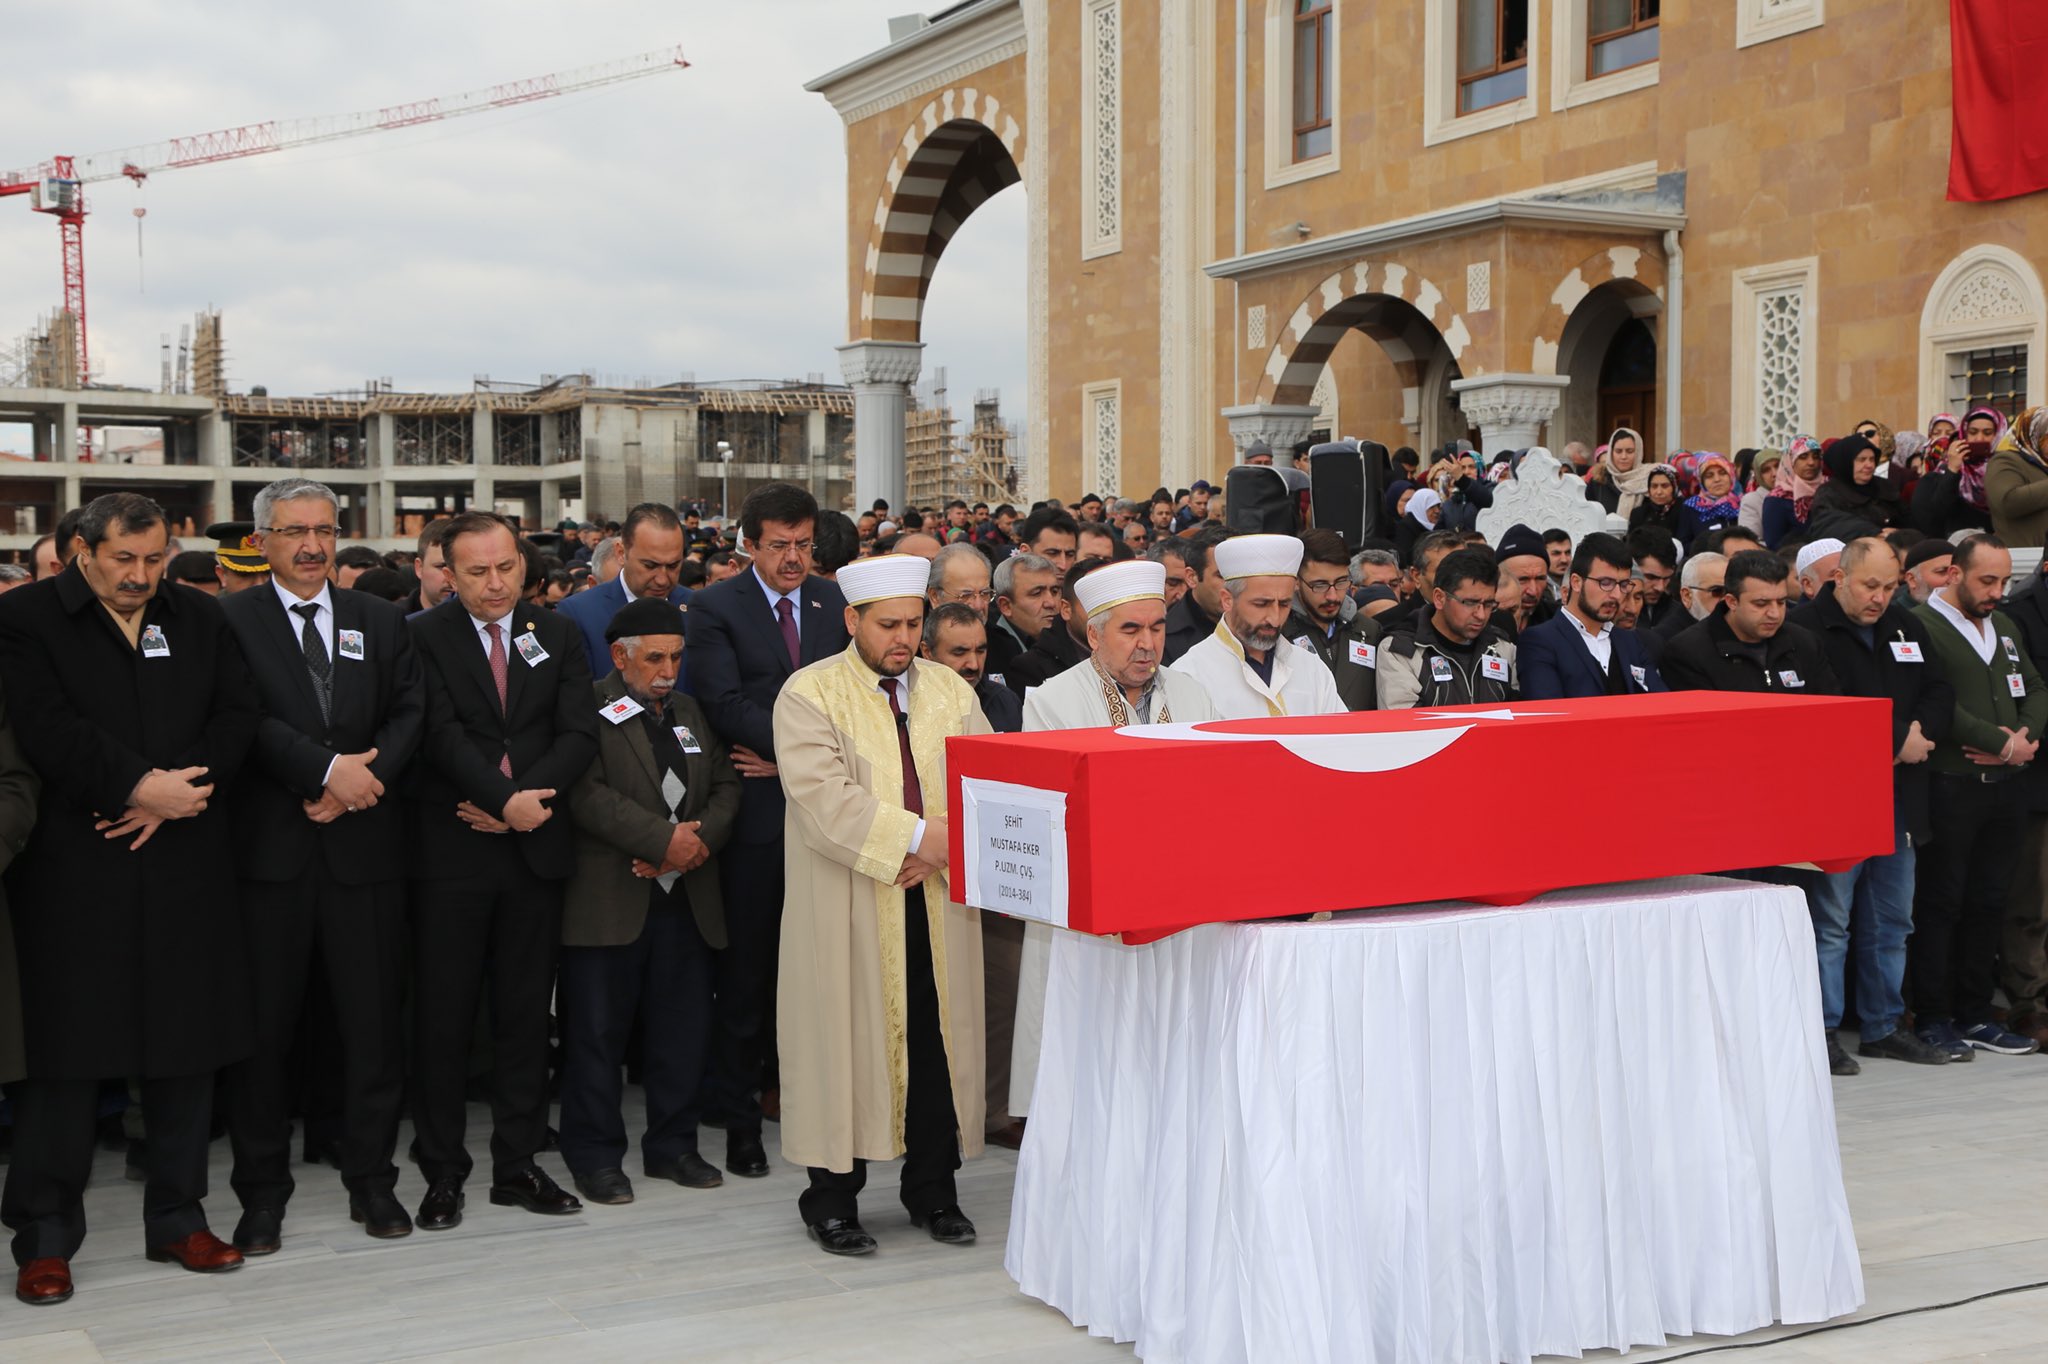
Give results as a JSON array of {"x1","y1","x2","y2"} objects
[
  {"x1": 684, "y1": 482, "x2": 850, "y2": 1180},
  {"x1": 1517, "y1": 532, "x2": 1668, "y2": 699},
  {"x1": 557, "y1": 504, "x2": 693, "y2": 685}
]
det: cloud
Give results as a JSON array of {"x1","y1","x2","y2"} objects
[{"x1": 0, "y1": 1, "x2": 1026, "y2": 427}]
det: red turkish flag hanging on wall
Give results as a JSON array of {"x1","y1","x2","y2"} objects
[{"x1": 1949, "y1": 0, "x2": 2048, "y2": 202}]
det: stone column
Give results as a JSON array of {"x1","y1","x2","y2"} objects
[
  {"x1": 471, "y1": 404, "x2": 495, "y2": 517},
  {"x1": 1219, "y1": 403, "x2": 1322, "y2": 466},
  {"x1": 1449, "y1": 374, "x2": 1570, "y2": 455},
  {"x1": 837, "y1": 340, "x2": 923, "y2": 512}
]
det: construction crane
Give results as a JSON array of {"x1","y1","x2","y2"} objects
[{"x1": 0, "y1": 45, "x2": 690, "y2": 386}]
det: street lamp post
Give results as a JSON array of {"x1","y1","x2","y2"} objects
[{"x1": 716, "y1": 440, "x2": 734, "y2": 525}]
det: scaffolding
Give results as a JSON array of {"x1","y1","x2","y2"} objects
[
  {"x1": 906, "y1": 371, "x2": 1015, "y2": 510},
  {"x1": 0, "y1": 311, "x2": 79, "y2": 390}
]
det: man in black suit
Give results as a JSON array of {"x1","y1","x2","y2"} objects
[
  {"x1": 560, "y1": 598, "x2": 740, "y2": 1205},
  {"x1": 219, "y1": 478, "x2": 425, "y2": 1253},
  {"x1": 684, "y1": 482, "x2": 850, "y2": 1178},
  {"x1": 0, "y1": 492, "x2": 258, "y2": 1303},
  {"x1": 407, "y1": 512, "x2": 599, "y2": 1230}
]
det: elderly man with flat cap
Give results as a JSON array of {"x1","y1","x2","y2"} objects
[
  {"x1": 771, "y1": 555, "x2": 992, "y2": 1258},
  {"x1": 559, "y1": 597, "x2": 739, "y2": 1206},
  {"x1": 1170, "y1": 533, "x2": 1344, "y2": 718}
]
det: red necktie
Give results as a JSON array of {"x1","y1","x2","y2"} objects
[
  {"x1": 885, "y1": 678, "x2": 922, "y2": 816},
  {"x1": 775, "y1": 596, "x2": 800, "y2": 670},
  {"x1": 486, "y1": 622, "x2": 513, "y2": 777}
]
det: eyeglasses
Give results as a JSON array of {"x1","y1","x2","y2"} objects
[
  {"x1": 1580, "y1": 575, "x2": 1629, "y2": 592},
  {"x1": 1449, "y1": 596, "x2": 1497, "y2": 612},
  {"x1": 949, "y1": 587, "x2": 994, "y2": 604},
  {"x1": 266, "y1": 525, "x2": 337, "y2": 541},
  {"x1": 1695, "y1": 583, "x2": 1730, "y2": 598},
  {"x1": 1299, "y1": 576, "x2": 1349, "y2": 595},
  {"x1": 759, "y1": 539, "x2": 814, "y2": 557}
]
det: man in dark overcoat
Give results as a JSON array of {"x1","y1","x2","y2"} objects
[{"x1": 0, "y1": 492, "x2": 258, "y2": 1305}]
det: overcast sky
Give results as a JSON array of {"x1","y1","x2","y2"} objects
[{"x1": 0, "y1": 1, "x2": 1025, "y2": 439}]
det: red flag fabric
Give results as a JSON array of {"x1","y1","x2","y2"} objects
[{"x1": 1949, "y1": 0, "x2": 2048, "y2": 203}]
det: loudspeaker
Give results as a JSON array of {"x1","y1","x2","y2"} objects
[
  {"x1": 1224, "y1": 463, "x2": 1310, "y2": 535},
  {"x1": 1307, "y1": 440, "x2": 1394, "y2": 548}
]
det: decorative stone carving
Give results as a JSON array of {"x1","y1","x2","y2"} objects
[
  {"x1": 1466, "y1": 261, "x2": 1492, "y2": 314},
  {"x1": 1220, "y1": 403, "x2": 1322, "y2": 464},
  {"x1": 837, "y1": 339, "x2": 924, "y2": 387},
  {"x1": 1245, "y1": 304, "x2": 1267, "y2": 351},
  {"x1": 1475, "y1": 447, "x2": 1612, "y2": 546},
  {"x1": 1940, "y1": 265, "x2": 2030, "y2": 327},
  {"x1": 1450, "y1": 373, "x2": 1570, "y2": 454}
]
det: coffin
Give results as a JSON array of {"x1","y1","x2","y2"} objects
[{"x1": 945, "y1": 694, "x2": 1894, "y2": 940}]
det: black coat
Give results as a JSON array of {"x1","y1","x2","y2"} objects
[
  {"x1": 1658, "y1": 608, "x2": 1842, "y2": 697},
  {"x1": 1806, "y1": 478, "x2": 1902, "y2": 543},
  {"x1": 408, "y1": 598, "x2": 599, "y2": 881},
  {"x1": 975, "y1": 675, "x2": 1025, "y2": 732},
  {"x1": 1629, "y1": 498, "x2": 1684, "y2": 538},
  {"x1": 682, "y1": 570, "x2": 850, "y2": 845},
  {"x1": 985, "y1": 613, "x2": 1031, "y2": 681},
  {"x1": 0, "y1": 681, "x2": 36, "y2": 1084},
  {"x1": 222, "y1": 585, "x2": 425, "y2": 884},
  {"x1": 0, "y1": 569, "x2": 258, "y2": 1078},
  {"x1": 1997, "y1": 570, "x2": 2048, "y2": 813},
  {"x1": 1788, "y1": 584, "x2": 1953, "y2": 839},
  {"x1": 1162, "y1": 592, "x2": 1219, "y2": 666},
  {"x1": 1003, "y1": 621, "x2": 1089, "y2": 697},
  {"x1": 1908, "y1": 468, "x2": 1994, "y2": 539}
]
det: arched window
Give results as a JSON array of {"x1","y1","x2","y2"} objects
[{"x1": 1919, "y1": 246, "x2": 2047, "y2": 424}]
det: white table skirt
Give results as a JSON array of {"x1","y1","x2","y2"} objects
[{"x1": 1005, "y1": 876, "x2": 1863, "y2": 1364}]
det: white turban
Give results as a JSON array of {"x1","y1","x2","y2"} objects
[
  {"x1": 1213, "y1": 533, "x2": 1305, "y2": 581},
  {"x1": 1073, "y1": 559, "x2": 1166, "y2": 618},
  {"x1": 836, "y1": 554, "x2": 929, "y2": 607}
]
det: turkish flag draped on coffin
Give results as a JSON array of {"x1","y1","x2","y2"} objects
[{"x1": 1948, "y1": 0, "x2": 2048, "y2": 203}]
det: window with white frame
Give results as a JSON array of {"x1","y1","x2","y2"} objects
[
  {"x1": 1919, "y1": 245, "x2": 2047, "y2": 424},
  {"x1": 1083, "y1": 380, "x2": 1122, "y2": 495},
  {"x1": 1424, "y1": 0, "x2": 1538, "y2": 146},
  {"x1": 1082, "y1": 0, "x2": 1121, "y2": 259},
  {"x1": 1730, "y1": 258, "x2": 1817, "y2": 450},
  {"x1": 1737, "y1": 0, "x2": 1824, "y2": 50},
  {"x1": 1552, "y1": 0, "x2": 1659, "y2": 109},
  {"x1": 1264, "y1": 0, "x2": 1340, "y2": 187}
]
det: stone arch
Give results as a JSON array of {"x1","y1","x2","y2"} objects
[
  {"x1": 859, "y1": 90, "x2": 1026, "y2": 343},
  {"x1": 1530, "y1": 245, "x2": 1668, "y2": 376},
  {"x1": 1917, "y1": 243, "x2": 2048, "y2": 419},
  {"x1": 1254, "y1": 257, "x2": 1472, "y2": 407}
]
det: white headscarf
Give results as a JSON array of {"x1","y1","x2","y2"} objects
[
  {"x1": 1406, "y1": 487, "x2": 1443, "y2": 527},
  {"x1": 1602, "y1": 427, "x2": 1654, "y2": 517}
]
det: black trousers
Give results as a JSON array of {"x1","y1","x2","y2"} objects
[
  {"x1": 3, "y1": 1074, "x2": 213, "y2": 1263},
  {"x1": 557, "y1": 900, "x2": 713, "y2": 1176},
  {"x1": 410, "y1": 858, "x2": 563, "y2": 1182},
  {"x1": 799, "y1": 900, "x2": 960, "y2": 1226},
  {"x1": 1911, "y1": 774, "x2": 2027, "y2": 1026},
  {"x1": 225, "y1": 872, "x2": 406, "y2": 1209},
  {"x1": 706, "y1": 844, "x2": 784, "y2": 1137}
]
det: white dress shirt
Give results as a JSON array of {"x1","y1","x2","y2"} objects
[
  {"x1": 471, "y1": 609, "x2": 519, "y2": 660},
  {"x1": 1565, "y1": 606, "x2": 1614, "y2": 670},
  {"x1": 274, "y1": 579, "x2": 335, "y2": 659},
  {"x1": 755, "y1": 567, "x2": 801, "y2": 642},
  {"x1": 1928, "y1": 589, "x2": 1996, "y2": 664}
]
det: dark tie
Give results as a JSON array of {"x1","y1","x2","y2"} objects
[
  {"x1": 775, "y1": 596, "x2": 800, "y2": 670},
  {"x1": 292, "y1": 602, "x2": 331, "y2": 726},
  {"x1": 885, "y1": 678, "x2": 923, "y2": 816},
  {"x1": 485, "y1": 622, "x2": 513, "y2": 777}
]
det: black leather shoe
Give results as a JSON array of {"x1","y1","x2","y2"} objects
[
  {"x1": 911, "y1": 1205, "x2": 976, "y2": 1245},
  {"x1": 489, "y1": 1164, "x2": 583, "y2": 1216},
  {"x1": 647, "y1": 1152, "x2": 723, "y2": 1189},
  {"x1": 350, "y1": 1189, "x2": 413, "y2": 1239},
  {"x1": 231, "y1": 1208, "x2": 282, "y2": 1256},
  {"x1": 573, "y1": 1168, "x2": 634, "y2": 1205},
  {"x1": 806, "y1": 1217, "x2": 877, "y2": 1256},
  {"x1": 416, "y1": 1178, "x2": 465, "y2": 1231},
  {"x1": 725, "y1": 1132, "x2": 769, "y2": 1179}
]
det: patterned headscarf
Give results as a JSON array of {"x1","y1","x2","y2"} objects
[
  {"x1": 2004, "y1": 405, "x2": 2048, "y2": 470},
  {"x1": 1892, "y1": 430, "x2": 1928, "y2": 476},
  {"x1": 1958, "y1": 407, "x2": 2009, "y2": 509},
  {"x1": 1667, "y1": 450, "x2": 1700, "y2": 498},
  {"x1": 1928, "y1": 412, "x2": 1960, "y2": 440},
  {"x1": 1769, "y1": 436, "x2": 1826, "y2": 525},
  {"x1": 1684, "y1": 454, "x2": 1743, "y2": 521}
]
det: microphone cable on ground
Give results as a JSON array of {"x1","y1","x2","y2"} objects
[{"x1": 1647, "y1": 1276, "x2": 2048, "y2": 1359}]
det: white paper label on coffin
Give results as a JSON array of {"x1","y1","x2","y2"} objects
[{"x1": 1117, "y1": 721, "x2": 1474, "y2": 773}]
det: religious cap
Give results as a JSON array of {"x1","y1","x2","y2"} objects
[
  {"x1": 1212, "y1": 533, "x2": 1304, "y2": 580},
  {"x1": 1904, "y1": 538, "x2": 1954, "y2": 571},
  {"x1": 1073, "y1": 558, "x2": 1166, "y2": 618},
  {"x1": 1493, "y1": 523, "x2": 1546, "y2": 565},
  {"x1": 1795, "y1": 538, "x2": 1846, "y2": 579},
  {"x1": 605, "y1": 597, "x2": 687, "y2": 643},
  {"x1": 837, "y1": 554, "x2": 929, "y2": 607}
]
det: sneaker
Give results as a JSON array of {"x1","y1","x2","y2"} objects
[
  {"x1": 1916, "y1": 1020, "x2": 1976, "y2": 1062},
  {"x1": 1960, "y1": 1021, "x2": 2039, "y2": 1055},
  {"x1": 1859, "y1": 1027, "x2": 1950, "y2": 1065},
  {"x1": 1825, "y1": 1030, "x2": 1860, "y2": 1076}
]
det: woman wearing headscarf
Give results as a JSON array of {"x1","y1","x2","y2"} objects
[
  {"x1": 1762, "y1": 435, "x2": 1826, "y2": 548},
  {"x1": 1628, "y1": 464, "x2": 1685, "y2": 537},
  {"x1": 1738, "y1": 450, "x2": 1781, "y2": 535},
  {"x1": 1677, "y1": 454, "x2": 1745, "y2": 547},
  {"x1": 1382, "y1": 477, "x2": 1419, "y2": 528},
  {"x1": 1667, "y1": 450, "x2": 1701, "y2": 499},
  {"x1": 1395, "y1": 486, "x2": 1442, "y2": 565},
  {"x1": 1988, "y1": 406, "x2": 2048, "y2": 548},
  {"x1": 1927, "y1": 412, "x2": 1960, "y2": 446},
  {"x1": 1911, "y1": 406, "x2": 2004, "y2": 539},
  {"x1": 1807, "y1": 433, "x2": 1903, "y2": 540},
  {"x1": 1584, "y1": 426, "x2": 1651, "y2": 517}
]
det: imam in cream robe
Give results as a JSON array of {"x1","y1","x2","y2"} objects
[
  {"x1": 774, "y1": 645, "x2": 994, "y2": 1174},
  {"x1": 1171, "y1": 617, "x2": 1345, "y2": 720},
  {"x1": 1008, "y1": 658, "x2": 1217, "y2": 1115}
]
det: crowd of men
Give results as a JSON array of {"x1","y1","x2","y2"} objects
[{"x1": 0, "y1": 420, "x2": 2035, "y2": 1302}]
